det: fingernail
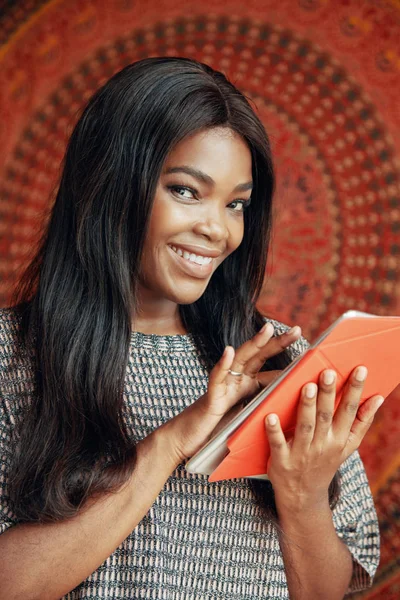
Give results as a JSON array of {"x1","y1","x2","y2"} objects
[
  {"x1": 355, "y1": 366, "x2": 368, "y2": 382},
  {"x1": 260, "y1": 322, "x2": 273, "y2": 335},
  {"x1": 287, "y1": 326, "x2": 301, "y2": 336},
  {"x1": 323, "y1": 370, "x2": 335, "y2": 385},
  {"x1": 305, "y1": 383, "x2": 317, "y2": 398},
  {"x1": 375, "y1": 396, "x2": 384, "y2": 408},
  {"x1": 223, "y1": 346, "x2": 232, "y2": 358},
  {"x1": 267, "y1": 414, "x2": 278, "y2": 426}
]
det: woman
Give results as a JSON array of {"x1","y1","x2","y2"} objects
[{"x1": 0, "y1": 57, "x2": 381, "y2": 599}]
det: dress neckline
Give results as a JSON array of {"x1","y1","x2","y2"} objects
[{"x1": 130, "y1": 330, "x2": 197, "y2": 352}]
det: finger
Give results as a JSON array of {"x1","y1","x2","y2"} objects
[
  {"x1": 332, "y1": 366, "x2": 367, "y2": 443},
  {"x1": 208, "y1": 346, "x2": 235, "y2": 389},
  {"x1": 245, "y1": 325, "x2": 302, "y2": 375},
  {"x1": 206, "y1": 346, "x2": 244, "y2": 415},
  {"x1": 291, "y1": 382, "x2": 317, "y2": 453},
  {"x1": 264, "y1": 414, "x2": 289, "y2": 464},
  {"x1": 229, "y1": 322, "x2": 275, "y2": 375},
  {"x1": 345, "y1": 395, "x2": 385, "y2": 454},
  {"x1": 313, "y1": 369, "x2": 337, "y2": 446},
  {"x1": 232, "y1": 324, "x2": 302, "y2": 376},
  {"x1": 256, "y1": 370, "x2": 281, "y2": 389}
]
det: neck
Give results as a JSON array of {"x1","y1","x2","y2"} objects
[
  {"x1": 133, "y1": 315, "x2": 188, "y2": 336},
  {"x1": 132, "y1": 292, "x2": 187, "y2": 336}
]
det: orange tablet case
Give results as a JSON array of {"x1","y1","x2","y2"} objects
[{"x1": 208, "y1": 313, "x2": 400, "y2": 482}]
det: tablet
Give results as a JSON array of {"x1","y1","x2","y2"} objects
[{"x1": 185, "y1": 310, "x2": 400, "y2": 481}]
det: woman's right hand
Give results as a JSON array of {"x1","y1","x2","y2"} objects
[{"x1": 162, "y1": 322, "x2": 302, "y2": 462}]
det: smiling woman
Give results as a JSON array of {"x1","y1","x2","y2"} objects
[
  {"x1": 0, "y1": 57, "x2": 380, "y2": 600},
  {"x1": 136, "y1": 127, "x2": 252, "y2": 323}
]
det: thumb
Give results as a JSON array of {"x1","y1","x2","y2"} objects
[{"x1": 257, "y1": 370, "x2": 281, "y2": 389}]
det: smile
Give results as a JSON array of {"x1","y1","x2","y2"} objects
[
  {"x1": 167, "y1": 244, "x2": 215, "y2": 279},
  {"x1": 169, "y1": 245, "x2": 213, "y2": 265}
]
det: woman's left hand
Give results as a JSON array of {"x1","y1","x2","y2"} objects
[{"x1": 265, "y1": 366, "x2": 385, "y2": 512}]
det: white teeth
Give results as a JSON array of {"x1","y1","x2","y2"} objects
[
  {"x1": 169, "y1": 245, "x2": 212, "y2": 265},
  {"x1": 194, "y1": 255, "x2": 208, "y2": 265}
]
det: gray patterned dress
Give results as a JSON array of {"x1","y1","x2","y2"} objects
[{"x1": 0, "y1": 307, "x2": 380, "y2": 599}]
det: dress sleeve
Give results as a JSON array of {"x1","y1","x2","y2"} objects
[
  {"x1": 267, "y1": 317, "x2": 380, "y2": 592},
  {"x1": 0, "y1": 308, "x2": 24, "y2": 535},
  {"x1": 0, "y1": 394, "x2": 18, "y2": 535},
  {"x1": 267, "y1": 317, "x2": 311, "y2": 360},
  {"x1": 332, "y1": 449, "x2": 380, "y2": 594}
]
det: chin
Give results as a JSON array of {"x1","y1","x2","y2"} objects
[{"x1": 168, "y1": 282, "x2": 210, "y2": 305}]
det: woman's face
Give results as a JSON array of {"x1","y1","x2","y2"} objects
[{"x1": 138, "y1": 126, "x2": 253, "y2": 306}]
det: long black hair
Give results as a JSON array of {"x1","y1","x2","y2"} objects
[{"x1": 8, "y1": 56, "x2": 339, "y2": 524}]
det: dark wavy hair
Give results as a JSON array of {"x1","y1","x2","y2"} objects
[{"x1": 8, "y1": 56, "x2": 340, "y2": 525}]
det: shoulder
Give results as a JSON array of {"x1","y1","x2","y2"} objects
[
  {"x1": 0, "y1": 306, "x2": 30, "y2": 373},
  {"x1": 264, "y1": 316, "x2": 310, "y2": 361},
  {"x1": 0, "y1": 305, "x2": 21, "y2": 341},
  {"x1": 0, "y1": 306, "x2": 36, "y2": 420},
  {"x1": 0, "y1": 306, "x2": 23, "y2": 375},
  {"x1": 0, "y1": 307, "x2": 29, "y2": 534}
]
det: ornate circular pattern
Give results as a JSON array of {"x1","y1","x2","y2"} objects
[
  {"x1": 1, "y1": 15, "x2": 399, "y2": 342},
  {"x1": 1, "y1": 7, "x2": 400, "y2": 599}
]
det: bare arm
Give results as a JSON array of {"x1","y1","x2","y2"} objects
[
  {"x1": 264, "y1": 365, "x2": 383, "y2": 600},
  {"x1": 277, "y1": 497, "x2": 353, "y2": 599},
  {"x1": 0, "y1": 425, "x2": 181, "y2": 600}
]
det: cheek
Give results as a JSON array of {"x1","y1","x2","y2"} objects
[
  {"x1": 149, "y1": 195, "x2": 191, "y2": 238},
  {"x1": 228, "y1": 219, "x2": 245, "y2": 252}
]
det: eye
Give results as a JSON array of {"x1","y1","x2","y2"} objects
[
  {"x1": 228, "y1": 199, "x2": 252, "y2": 212},
  {"x1": 168, "y1": 185, "x2": 198, "y2": 200}
]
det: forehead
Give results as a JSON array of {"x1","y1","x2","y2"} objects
[{"x1": 164, "y1": 127, "x2": 253, "y2": 182}]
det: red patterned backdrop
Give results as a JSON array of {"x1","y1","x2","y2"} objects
[{"x1": 0, "y1": 0, "x2": 399, "y2": 597}]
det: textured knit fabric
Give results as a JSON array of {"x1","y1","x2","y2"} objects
[{"x1": 0, "y1": 307, "x2": 380, "y2": 599}]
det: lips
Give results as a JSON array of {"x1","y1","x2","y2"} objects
[
  {"x1": 167, "y1": 244, "x2": 215, "y2": 279},
  {"x1": 168, "y1": 242, "x2": 222, "y2": 258},
  {"x1": 169, "y1": 245, "x2": 213, "y2": 265}
]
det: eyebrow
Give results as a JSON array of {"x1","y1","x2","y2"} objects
[{"x1": 164, "y1": 166, "x2": 253, "y2": 192}]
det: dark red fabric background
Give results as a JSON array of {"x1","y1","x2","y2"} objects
[{"x1": 0, "y1": 1, "x2": 399, "y2": 597}]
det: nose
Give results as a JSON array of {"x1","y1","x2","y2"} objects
[{"x1": 192, "y1": 206, "x2": 229, "y2": 244}]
